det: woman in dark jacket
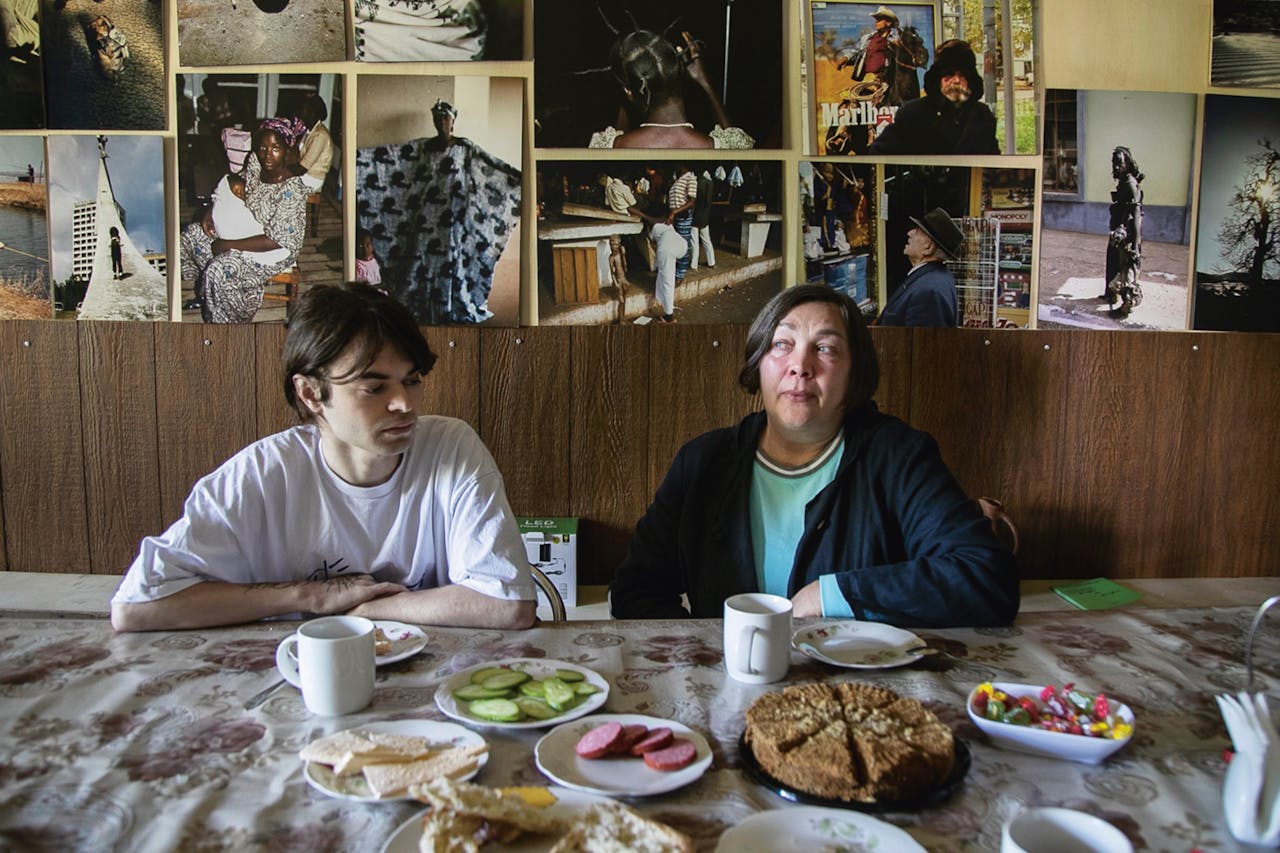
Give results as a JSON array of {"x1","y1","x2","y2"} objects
[{"x1": 610, "y1": 284, "x2": 1019, "y2": 627}]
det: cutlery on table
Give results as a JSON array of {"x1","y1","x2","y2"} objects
[{"x1": 244, "y1": 677, "x2": 287, "y2": 711}]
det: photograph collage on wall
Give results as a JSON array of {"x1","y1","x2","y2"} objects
[
  {"x1": 356, "y1": 74, "x2": 522, "y2": 327},
  {"x1": 176, "y1": 73, "x2": 343, "y2": 324},
  {"x1": 1, "y1": 1, "x2": 1279, "y2": 331},
  {"x1": 1037, "y1": 89, "x2": 1198, "y2": 331},
  {"x1": 536, "y1": 161, "x2": 784, "y2": 325},
  {"x1": 47, "y1": 134, "x2": 166, "y2": 320}
]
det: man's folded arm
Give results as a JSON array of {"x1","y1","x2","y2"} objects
[
  {"x1": 346, "y1": 584, "x2": 536, "y2": 629},
  {"x1": 110, "y1": 574, "x2": 406, "y2": 633}
]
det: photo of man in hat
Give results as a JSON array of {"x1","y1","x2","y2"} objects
[
  {"x1": 878, "y1": 207, "x2": 963, "y2": 327},
  {"x1": 869, "y1": 39, "x2": 999, "y2": 155}
]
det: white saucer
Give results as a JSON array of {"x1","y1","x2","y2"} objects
[{"x1": 792, "y1": 621, "x2": 927, "y2": 669}]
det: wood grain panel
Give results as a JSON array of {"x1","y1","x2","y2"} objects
[
  {"x1": 646, "y1": 324, "x2": 756, "y2": 498},
  {"x1": 254, "y1": 323, "x2": 294, "y2": 439},
  {"x1": 0, "y1": 322, "x2": 89, "y2": 571},
  {"x1": 568, "y1": 325, "x2": 649, "y2": 584},
  {"x1": 1199, "y1": 334, "x2": 1280, "y2": 575},
  {"x1": 154, "y1": 324, "x2": 259, "y2": 528},
  {"x1": 869, "y1": 327, "x2": 912, "y2": 421},
  {"x1": 78, "y1": 322, "x2": 162, "y2": 573},
  {"x1": 909, "y1": 329, "x2": 1072, "y2": 578},
  {"x1": 423, "y1": 327, "x2": 481, "y2": 430},
  {"x1": 481, "y1": 327, "x2": 571, "y2": 517}
]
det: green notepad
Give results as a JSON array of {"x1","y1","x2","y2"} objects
[{"x1": 1052, "y1": 578, "x2": 1142, "y2": 610}]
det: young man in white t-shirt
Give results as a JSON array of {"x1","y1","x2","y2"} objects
[{"x1": 111, "y1": 283, "x2": 537, "y2": 632}]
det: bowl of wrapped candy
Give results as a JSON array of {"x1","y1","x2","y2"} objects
[{"x1": 967, "y1": 682, "x2": 1135, "y2": 765}]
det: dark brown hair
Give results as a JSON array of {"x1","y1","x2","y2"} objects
[
  {"x1": 738, "y1": 284, "x2": 880, "y2": 409},
  {"x1": 282, "y1": 283, "x2": 437, "y2": 419}
]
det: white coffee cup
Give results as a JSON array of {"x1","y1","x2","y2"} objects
[
  {"x1": 1001, "y1": 807, "x2": 1133, "y2": 853},
  {"x1": 275, "y1": 615, "x2": 376, "y2": 716},
  {"x1": 723, "y1": 593, "x2": 793, "y2": 684}
]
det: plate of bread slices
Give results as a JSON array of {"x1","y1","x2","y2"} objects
[
  {"x1": 380, "y1": 778, "x2": 694, "y2": 853},
  {"x1": 373, "y1": 621, "x2": 428, "y2": 666},
  {"x1": 299, "y1": 720, "x2": 488, "y2": 802},
  {"x1": 534, "y1": 713, "x2": 713, "y2": 797}
]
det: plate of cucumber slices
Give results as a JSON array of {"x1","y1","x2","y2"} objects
[{"x1": 434, "y1": 658, "x2": 611, "y2": 729}]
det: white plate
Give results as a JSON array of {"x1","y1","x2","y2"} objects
[
  {"x1": 534, "y1": 713, "x2": 712, "y2": 797},
  {"x1": 374, "y1": 621, "x2": 428, "y2": 666},
  {"x1": 967, "y1": 682, "x2": 1134, "y2": 764},
  {"x1": 434, "y1": 658, "x2": 610, "y2": 730},
  {"x1": 715, "y1": 806, "x2": 926, "y2": 852},
  {"x1": 792, "y1": 621, "x2": 926, "y2": 669},
  {"x1": 302, "y1": 720, "x2": 487, "y2": 802},
  {"x1": 380, "y1": 786, "x2": 614, "y2": 853}
]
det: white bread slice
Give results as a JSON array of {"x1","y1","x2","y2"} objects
[
  {"x1": 299, "y1": 731, "x2": 400, "y2": 766},
  {"x1": 362, "y1": 732, "x2": 441, "y2": 759},
  {"x1": 363, "y1": 744, "x2": 488, "y2": 799},
  {"x1": 548, "y1": 802, "x2": 693, "y2": 853},
  {"x1": 408, "y1": 777, "x2": 564, "y2": 836}
]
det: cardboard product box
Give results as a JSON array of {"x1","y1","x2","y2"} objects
[{"x1": 517, "y1": 517, "x2": 578, "y2": 609}]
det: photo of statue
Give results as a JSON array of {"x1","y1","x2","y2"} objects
[{"x1": 1105, "y1": 145, "x2": 1144, "y2": 317}]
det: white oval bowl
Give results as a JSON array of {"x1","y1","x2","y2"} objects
[{"x1": 966, "y1": 681, "x2": 1134, "y2": 765}]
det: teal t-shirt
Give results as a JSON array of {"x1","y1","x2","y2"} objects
[{"x1": 749, "y1": 434, "x2": 850, "y2": 616}]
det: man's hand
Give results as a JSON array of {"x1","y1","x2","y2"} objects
[
  {"x1": 791, "y1": 580, "x2": 823, "y2": 619},
  {"x1": 306, "y1": 573, "x2": 406, "y2": 615}
]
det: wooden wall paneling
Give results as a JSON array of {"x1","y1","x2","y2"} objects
[
  {"x1": 78, "y1": 322, "x2": 162, "y2": 574},
  {"x1": 646, "y1": 324, "x2": 757, "y2": 498},
  {"x1": 254, "y1": 323, "x2": 294, "y2": 440},
  {"x1": 568, "y1": 325, "x2": 650, "y2": 585},
  {"x1": 480, "y1": 327, "x2": 571, "y2": 517},
  {"x1": 908, "y1": 329, "x2": 1073, "y2": 579},
  {"x1": 154, "y1": 324, "x2": 259, "y2": 528},
  {"x1": 1198, "y1": 334, "x2": 1280, "y2": 575},
  {"x1": 0, "y1": 322, "x2": 90, "y2": 572},
  {"x1": 869, "y1": 327, "x2": 913, "y2": 421},
  {"x1": 423, "y1": 327, "x2": 481, "y2": 431},
  {"x1": 1057, "y1": 332, "x2": 1171, "y2": 579}
]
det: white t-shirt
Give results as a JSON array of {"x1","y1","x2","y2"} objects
[{"x1": 112, "y1": 416, "x2": 536, "y2": 606}]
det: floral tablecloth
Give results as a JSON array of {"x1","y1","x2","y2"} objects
[{"x1": 0, "y1": 607, "x2": 1275, "y2": 852}]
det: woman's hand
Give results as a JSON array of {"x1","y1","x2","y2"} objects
[
  {"x1": 679, "y1": 31, "x2": 714, "y2": 93},
  {"x1": 791, "y1": 580, "x2": 823, "y2": 619}
]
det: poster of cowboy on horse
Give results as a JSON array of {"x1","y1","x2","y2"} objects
[{"x1": 808, "y1": 1, "x2": 936, "y2": 155}]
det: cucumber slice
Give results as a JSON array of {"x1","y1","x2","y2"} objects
[
  {"x1": 542, "y1": 677, "x2": 575, "y2": 710},
  {"x1": 481, "y1": 670, "x2": 531, "y2": 690},
  {"x1": 573, "y1": 682, "x2": 599, "y2": 696},
  {"x1": 554, "y1": 668, "x2": 585, "y2": 683},
  {"x1": 519, "y1": 680, "x2": 546, "y2": 698},
  {"x1": 453, "y1": 683, "x2": 513, "y2": 701},
  {"x1": 469, "y1": 666, "x2": 509, "y2": 685},
  {"x1": 514, "y1": 696, "x2": 558, "y2": 720},
  {"x1": 468, "y1": 698, "x2": 522, "y2": 722}
]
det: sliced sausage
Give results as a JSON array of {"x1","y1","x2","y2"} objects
[
  {"x1": 629, "y1": 727, "x2": 674, "y2": 756},
  {"x1": 574, "y1": 721, "x2": 624, "y2": 759},
  {"x1": 642, "y1": 737, "x2": 698, "y2": 771},
  {"x1": 611, "y1": 724, "x2": 650, "y2": 755}
]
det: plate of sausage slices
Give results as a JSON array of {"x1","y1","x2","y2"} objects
[{"x1": 534, "y1": 713, "x2": 713, "y2": 797}]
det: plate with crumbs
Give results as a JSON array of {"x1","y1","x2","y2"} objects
[{"x1": 792, "y1": 621, "x2": 928, "y2": 669}]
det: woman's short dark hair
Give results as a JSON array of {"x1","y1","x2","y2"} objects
[
  {"x1": 610, "y1": 30, "x2": 684, "y2": 114},
  {"x1": 739, "y1": 284, "x2": 880, "y2": 409},
  {"x1": 283, "y1": 283, "x2": 437, "y2": 420}
]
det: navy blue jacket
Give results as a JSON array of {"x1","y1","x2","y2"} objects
[
  {"x1": 878, "y1": 261, "x2": 958, "y2": 328},
  {"x1": 610, "y1": 403, "x2": 1019, "y2": 627}
]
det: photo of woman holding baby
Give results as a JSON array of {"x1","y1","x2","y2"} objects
[{"x1": 179, "y1": 117, "x2": 309, "y2": 323}]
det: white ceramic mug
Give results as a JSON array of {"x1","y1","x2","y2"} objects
[
  {"x1": 1001, "y1": 807, "x2": 1133, "y2": 853},
  {"x1": 723, "y1": 593, "x2": 793, "y2": 684},
  {"x1": 275, "y1": 615, "x2": 376, "y2": 716}
]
